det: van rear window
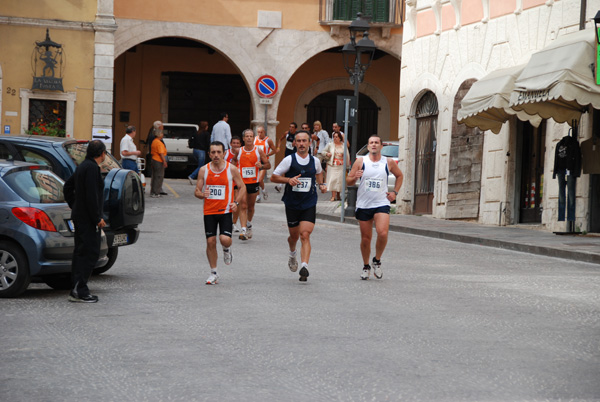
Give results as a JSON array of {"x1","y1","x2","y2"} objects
[{"x1": 163, "y1": 126, "x2": 197, "y2": 139}]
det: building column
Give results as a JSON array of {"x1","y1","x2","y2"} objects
[{"x1": 93, "y1": 0, "x2": 117, "y2": 135}]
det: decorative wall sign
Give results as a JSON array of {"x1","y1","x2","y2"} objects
[{"x1": 32, "y1": 29, "x2": 65, "y2": 91}]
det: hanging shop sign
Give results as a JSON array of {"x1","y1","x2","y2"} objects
[{"x1": 32, "y1": 29, "x2": 65, "y2": 92}]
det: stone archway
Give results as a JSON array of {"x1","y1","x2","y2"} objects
[{"x1": 295, "y1": 78, "x2": 391, "y2": 141}]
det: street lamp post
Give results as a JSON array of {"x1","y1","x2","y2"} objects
[{"x1": 342, "y1": 12, "x2": 377, "y2": 215}]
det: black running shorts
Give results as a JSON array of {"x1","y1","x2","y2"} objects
[
  {"x1": 285, "y1": 206, "x2": 316, "y2": 227},
  {"x1": 245, "y1": 182, "x2": 260, "y2": 194},
  {"x1": 355, "y1": 205, "x2": 391, "y2": 221},
  {"x1": 204, "y1": 213, "x2": 233, "y2": 238}
]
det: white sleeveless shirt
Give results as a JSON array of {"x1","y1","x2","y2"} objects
[{"x1": 356, "y1": 155, "x2": 390, "y2": 210}]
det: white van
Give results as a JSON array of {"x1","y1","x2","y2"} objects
[{"x1": 162, "y1": 123, "x2": 199, "y2": 171}]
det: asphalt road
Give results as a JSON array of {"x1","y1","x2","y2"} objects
[{"x1": 1, "y1": 179, "x2": 599, "y2": 401}]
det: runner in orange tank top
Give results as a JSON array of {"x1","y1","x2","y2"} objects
[
  {"x1": 238, "y1": 129, "x2": 270, "y2": 240},
  {"x1": 195, "y1": 141, "x2": 246, "y2": 285},
  {"x1": 253, "y1": 125, "x2": 276, "y2": 203}
]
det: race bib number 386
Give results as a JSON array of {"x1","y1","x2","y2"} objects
[
  {"x1": 208, "y1": 185, "x2": 226, "y2": 199},
  {"x1": 365, "y1": 178, "x2": 384, "y2": 192}
]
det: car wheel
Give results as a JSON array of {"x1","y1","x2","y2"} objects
[
  {"x1": 0, "y1": 241, "x2": 31, "y2": 298},
  {"x1": 93, "y1": 246, "x2": 118, "y2": 275},
  {"x1": 43, "y1": 274, "x2": 72, "y2": 290}
]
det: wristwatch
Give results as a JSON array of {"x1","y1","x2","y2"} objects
[
  {"x1": 234, "y1": 201, "x2": 239, "y2": 206},
  {"x1": 393, "y1": 191, "x2": 398, "y2": 195}
]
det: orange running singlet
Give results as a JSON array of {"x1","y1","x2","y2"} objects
[
  {"x1": 254, "y1": 136, "x2": 270, "y2": 155},
  {"x1": 239, "y1": 146, "x2": 260, "y2": 184},
  {"x1": 203, "y1": 162, "x2": 234, "y2": 215},
  {"x1": 225, "y1": 148, "x2": 238, "y2": 164}
]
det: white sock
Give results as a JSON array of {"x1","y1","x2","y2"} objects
[
  {"x1": 301, "y1": 262, "x2": 308, "y2": 268},
  {"x1": 290, "y1": 250, "x2": 297, "y2": 258},
  {"x1": 242, "y1": 227, "x2": 247, "y2": 232}
]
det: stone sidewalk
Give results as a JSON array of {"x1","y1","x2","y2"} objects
[{"x1": 316, "y1": 201, "x2": 600, "y2": 265}]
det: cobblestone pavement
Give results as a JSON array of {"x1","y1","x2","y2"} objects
[{"x1": 1, "y1": 179, "x2": 599, "y2": 401}]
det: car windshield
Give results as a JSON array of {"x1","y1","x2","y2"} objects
[
  {"x1": 64, "y1": 143, "x2": 121, "y2": 174},
  {"x1": 3, "y1": 168, "x2": 65, "y2": 203},
  {"x1": 357, "y1": 144, "x2": 398, "y2": 158},
  {"x1": 163, "y1": 126, "x2": 197, "y2": 139},
  {"x1": 381, "y1": 145, "x2": 399, "y2": 158}
]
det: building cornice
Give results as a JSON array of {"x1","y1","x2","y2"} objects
[{"x1": 0, "y1": 16, "x2": 117, "y2": 32}]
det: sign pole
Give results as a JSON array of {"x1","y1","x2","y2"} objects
[{"x1": 341, "y1": 98, "x2": 351, "y2": 223}]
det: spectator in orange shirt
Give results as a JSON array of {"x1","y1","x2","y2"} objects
[{"x1": 151, "y1": 127, "x2": 168, "y2": 198}]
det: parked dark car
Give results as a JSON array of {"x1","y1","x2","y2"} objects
[
  {"x1": 0, "y1": 135, "x2": 145, "y2": 274},
  {"x1": 0, "y1": 160, "x2": 109, "y2": 297}
]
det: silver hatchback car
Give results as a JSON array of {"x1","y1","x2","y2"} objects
[
  {"x1": 356, "y1": 141, "x2": 400, "y2": 193},
  {"x1": 0, "y1": 161, "x2": 108, "y2": 298}
]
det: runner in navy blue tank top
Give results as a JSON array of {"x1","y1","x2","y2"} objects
[{"x1": 271, "y1": 131, "x2": 327, "y2": 282}]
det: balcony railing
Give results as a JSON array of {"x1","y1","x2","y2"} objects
[{"x1": 319, "y1": 0, "x2": 404, "y2": 27}]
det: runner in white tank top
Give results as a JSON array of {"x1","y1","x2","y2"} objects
[
  {"x1": 356, "y1": 154, "x2": 390, "y2": 210},
  {"x1": 347, "y1": 135, "x2": 404, "y2": 281}
]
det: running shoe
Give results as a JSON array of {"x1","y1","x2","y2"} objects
[
  {"x1": 233, "y1": 224, "x2": 241, "y2": 233},
  {"x1": 206, "y1": 272, "x2": 220, "y2": 285},
  {"x1": 360, "y1": 266, "x2": 371, "y2": 280},
  {"x1": 288, "y1": 255, "x2": 298, "y2": 272},
  {"x1": 223, "y1": 248, "x2": 233, "y2": 265},
  {"x1": 372, "y1": 258, "x2": 383, "y2": 279},
  {"x1": 275, "y1": 184, "x2": 282, "y2": 193},
  {"x1": 263, "y1": 188, "x2": 268, "y2": 200},
  {"x1": 256, "y1": 195, "x2": 262, "y2": 203},
  {"x1": 239, "y1": 230, "x2": 250, "y2": 240},
  {"x1": 188, "y1": 176, "x2": 194, "y2": 185},
  {"x1": 247, "y1": 222, "x2": 253, "y2": 230},
  {"x1": 299, "y1": 266, "x2": 309, "y2": 282},
  {"x1": 68, "y1": 292, "x2": 99, "y2": 303}
]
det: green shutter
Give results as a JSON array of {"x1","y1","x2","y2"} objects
[{"x1": 333, "y1": 0, "x2": 389, "y2": 22}]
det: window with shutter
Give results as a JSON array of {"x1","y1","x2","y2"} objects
[{"x1": 332, "y1": 0, "x2": 390, "y2": 23}]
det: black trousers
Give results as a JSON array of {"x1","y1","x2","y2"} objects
[{"x1": 71, "y1": 220, "x2": 101, "y2": 296}]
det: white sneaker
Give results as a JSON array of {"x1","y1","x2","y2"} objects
[
  {"x1": 372, "y1": 258, "x2": 383, "y2": 279},
  {"x1": 239, "y1": 230, "x2": 250, "y2": 241},
  {"x1": 223, "y1": 248, "x2": 233, "y2": 265},
  {"x1": 247, "y1": 222, "x2": 253, "y2": 230},
  {"x1": 188, "y1": 176, "x2": 194, "y2": 185},
  {"x1": 360, "y1": 266, "x2": 371, "y2": 280},
  {"x1": 233, "y1": 224, "x2": 240, "y2": 233},
  {"x1": 275, "y1": 184, "x2": 282, "y2": 193},
  {"x1": 263, "y1": 189, "x2": 268, "y2": 200},
  {"x1": 206, "y1": 272, "x2": 220, "y2": 285},
  {"x1": 256, "y1": 195, "x2": 262, "y2": 203},
  {"x1": 288, "y1": 255, "x2": 298, "y2": 272}
]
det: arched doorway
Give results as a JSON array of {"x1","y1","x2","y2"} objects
[
  {"x1": 306, "y1": 90, "x2": 378, "y2": 151},
  {"x1": 414, "y1": 91, "x2": 438, "y2": 215},
  {"x1": 113, "y1": 37, "x2": 252, "y2": 153}
]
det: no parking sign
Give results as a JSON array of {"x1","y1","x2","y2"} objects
[{"x1": 256, "y1": 75, "x2": 278, "y2": 98}]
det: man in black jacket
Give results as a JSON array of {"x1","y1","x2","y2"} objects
[{"x1": 64, "y1": 140, "x2": 107, "y2": 303}]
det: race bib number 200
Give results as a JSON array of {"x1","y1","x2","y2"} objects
[
  {"x1": 207, "y1": 185, "x2": 226, "y2": 200},
  {"x1": 292, "y1": 177, "x2": 312, "y2": 192}
]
